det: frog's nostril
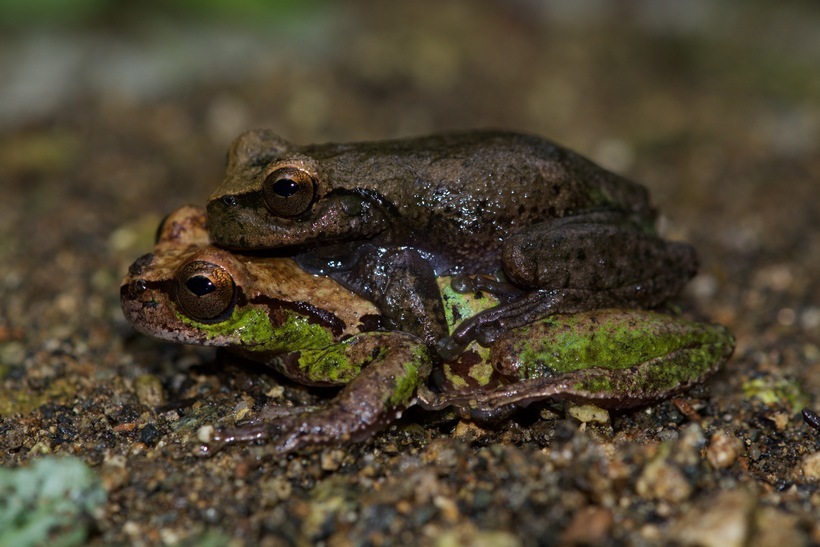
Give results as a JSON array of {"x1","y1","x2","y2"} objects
[{"x1": 130, "y1": 279, "x2": 148, "y2": 297}]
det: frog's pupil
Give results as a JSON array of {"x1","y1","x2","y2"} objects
[
  {"x1": 273, "y1": 178, "x2": 300, "y2": 198},
  {"x1": 186, "y1": 275, "x2": 216, "y2": 296}
]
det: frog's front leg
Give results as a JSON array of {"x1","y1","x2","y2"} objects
[
  {"x1": 451, "y1": 212, "x2": 698, "y2": 345},
  {"x1": 206, "y1": 332, "x2": 431, "y2": 454},
  {"x1": 330, "y1": 246, "x2": 450, "y2": 346}
]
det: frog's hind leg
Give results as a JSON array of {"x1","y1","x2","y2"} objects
[
  {"x1": 447, "y1": 217, "x2": 698, "y2": 348},
  {"x1": 204, "y1": 332, "x2": 432, "y2": 454}
]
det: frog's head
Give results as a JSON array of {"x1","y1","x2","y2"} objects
[
  {"x1": 121, "y1": 205, "x2": 266, "y2": 347},
  {"x1": 206, "y1": 130, "x2": 386, "y2": 250},
  {"x1": 121, "y1": 205, "x2": 381, "y2": 352}
]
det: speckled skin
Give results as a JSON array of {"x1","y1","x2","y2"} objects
[
  {"x1": 206, "y1": 130, "x2": 698, "y2": 347},
  {"x1": 121, "y1": 206, "x2": 732, "y2": 454}
]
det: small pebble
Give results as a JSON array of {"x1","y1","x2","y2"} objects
[
  {"x1": 561, "y1": 505, "x2": 614, "y2": 545},
  {"x1": 636, "y1": 459, "x2": 691, "y2": 503},
  {"x1": 567, "y1": 404, "x2": 610, "y2": 424},
  {"x1": 197, "y1": 425, "x2": 215, "y2": 444},
  {"x1": 134, "y1": 374, "x2": 166, "y2": 407},
  {"x1": 705, "y1": 430, "x2": 743, "y2": 469},
  {"x1": 670, "y1": 488, "x2": 756, "y2": 547},
  {"x1": 801, "y1": 451, "x2": 820, "y2": 480}
]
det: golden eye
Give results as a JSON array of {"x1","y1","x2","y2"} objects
[
  {"x1": 175, "y1": 261, "x2": 236, "y2": 321},
  {"x1": 262, "y1": 166, "x2": 316, "y2": 218}
]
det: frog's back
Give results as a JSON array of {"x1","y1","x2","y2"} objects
[{"x1": 303, "y1": 129, "x2": 653, "y2": 244}]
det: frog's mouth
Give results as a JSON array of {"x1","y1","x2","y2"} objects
[
  {"x1": 120, "y1": 279, "x2": 170, "y2": 333},
  {"x1": 120, "y1": 277, "x2": 204, "y2": 345}
]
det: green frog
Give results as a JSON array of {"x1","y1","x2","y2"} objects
[
  {"x1": 121, "y1": 206, "x2": 732, "y2": 454},
  {"x1": 206, "y1": 130, "x2": 698, "y2": 352}
]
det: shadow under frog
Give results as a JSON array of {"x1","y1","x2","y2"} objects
[
  {"x1": 206, "y1": 130, "x2": 698, "y2": 354},
  {"x1": 121, "y1": 206, "x2": 732, "y2": 455}
]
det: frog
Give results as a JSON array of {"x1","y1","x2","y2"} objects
[
  {"x1": 206, "y1": 129, "x2": 698, "y2": 353},
  {"x1": 121, "y1": 205, "x2": 733, "y2": 454}
]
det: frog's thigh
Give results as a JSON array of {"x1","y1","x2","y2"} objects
[{"x1": 501, "y1": 221, "x2": 695, "y2": 290}]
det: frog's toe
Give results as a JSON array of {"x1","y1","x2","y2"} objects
[
  {"x1": 196, "y1": 442, "x2": 220, "y2": 457},
  {"x1": 451, "y1": 274, "x2": 523, "y2": 299},
  {"x1": 211, "y1": 422, "x2": 273, "y2": 446},
  {"x1": 435, "y1": 337, "x2": 465, "y2": 361}
]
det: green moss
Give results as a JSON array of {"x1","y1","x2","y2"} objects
[
  {"x1": 0, "y1": 456, "x2": 106, "y2": 547},
  {"x1": 0, "y1": 378, "x2": 78, "y2": 417},
  {"x1": 743, "y1": 377, "x2": 808, "y2": 412}
]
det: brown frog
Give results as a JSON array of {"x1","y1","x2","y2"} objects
[{"x1": 206, "y1": 130, "x2": 697, "y2": 353}]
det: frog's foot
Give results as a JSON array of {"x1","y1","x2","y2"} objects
[
  {"x1": 197, "y1": 403, "x2": 322, "y2": 456},
  {"x1": 447, "y1": 289, "x2": 580, "y2": 347},
  {"x1": 205, "y1": 417, "x2": 315, "y2": 455},
  {"x1": 203, "y1": 400, "x2": 401, "y2": 455},
  {"x1": 416, "y1": 384, "x2": 518, "y2": 421},
  {"x1": 254, "y1": 403, "x2": 321, "y2": 422},
  {"x1": 202, "y1": 331, "x2": 431, "y2": 454}
]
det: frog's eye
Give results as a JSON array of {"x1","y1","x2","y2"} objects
[
  {"x1": 175, "y1": 261, "x2": 236, "y2": 322},
  {"x1": 262, "y1": 166, "x2": 317, "y2": 218}
]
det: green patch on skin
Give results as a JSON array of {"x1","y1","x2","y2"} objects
[
  {"x1": 574, "y1": 376, "x2": 613, "y2": 394},
  {"x1": 441, "y1": 344, "x2": 493, "y2": 389},
  {"x1": 443, "y1": 364, "x2": 469, "y2": 389},
  {"x1": 386, "y1": 348, "x2": 429, "y2": 407},
  {"x1": 464, "y1": 343, "x2": 494, "y2": 386},
  {"x1": 178, "y1": 305, "x2": 335, "y2": 353},
  {"x1": 513, "y1": 312, "x2": 731, "y2": 382},
  {"x1": 468, "y1": 358, "x2": 494, "y2": 386},
  {"x1": 179, "y1": 305, "x2": 353, "y2": 384},
  {"x1": 297, "y1": 343, "x2": 361, "y2": 385},
  {"x1": 569, "y1": 328, "x2": 731, "y2": 397},
  {"x1": 438, "y1": 277, "x2": 498, "y2": 333},
  {"x1": 635, "y1": 344, "x2": 724, "y2": 390}
]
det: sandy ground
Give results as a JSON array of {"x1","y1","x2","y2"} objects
[{"x1": 1, "y1": 1, "x2": 818, "y2": 545}]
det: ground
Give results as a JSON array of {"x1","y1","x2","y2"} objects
[{"x1": 0, "y1": 1, "x2": 818, "y2": 545}]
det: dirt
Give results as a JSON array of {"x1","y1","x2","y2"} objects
[{"x1": 1, "y1": 1, "x2": 818, "y2": 545}]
